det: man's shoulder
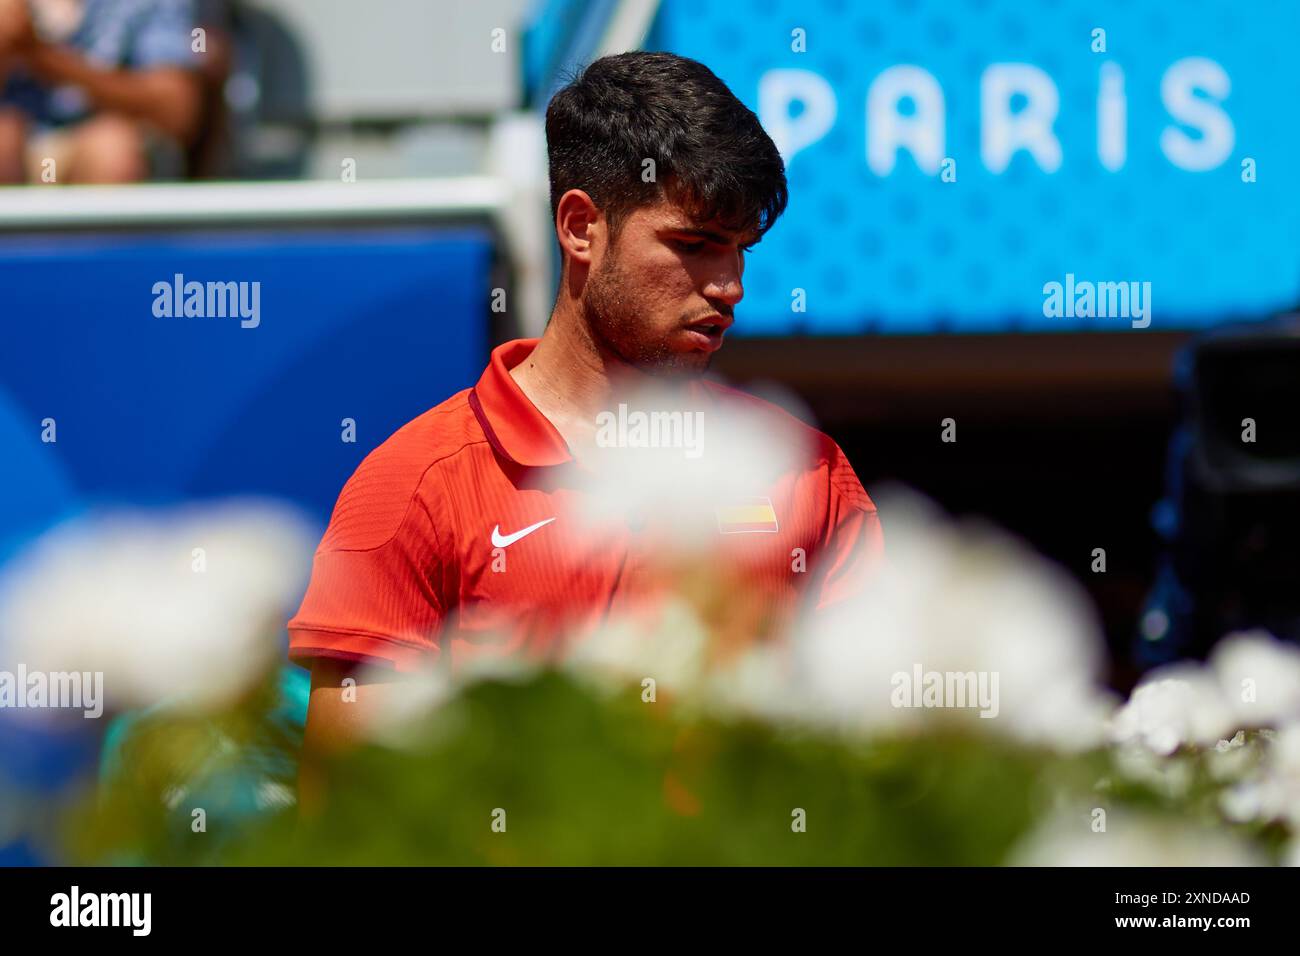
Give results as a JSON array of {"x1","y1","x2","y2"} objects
[
  {"x1": 372, "y1": 387, "x2": 484, "y2": 464},
  {"x1": 698, "y1": 379, "x2": 875, "y2": 511},
  {"x1": 318, "y1": 389, "x2": 484, "y2": 551},
  {"x1": 697, "y1": 378, "x2": 840, "y2": 459}
]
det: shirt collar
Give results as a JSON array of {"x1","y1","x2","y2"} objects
[
  {"x1": 470, "y1": 338, "x2": 574, "y2": 467},
  {"x1": 469, "y1": 337, "x2": 718, "y2": 468}
]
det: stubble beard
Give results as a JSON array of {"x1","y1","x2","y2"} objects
[{"x1": 582, "y1": 249, "x2": 712, "y2": 379}]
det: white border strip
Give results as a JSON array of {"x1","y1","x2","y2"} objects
[{"x1": 0, "y1": 177, "x2": 509, "y2": 229}]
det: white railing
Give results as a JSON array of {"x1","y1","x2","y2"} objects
[
  {"x1": 0, "y1": 177, "x2": 506, "y2": 228},
  {"x1": 0, "y1": 155, "x2": 554, "y2": 339}
]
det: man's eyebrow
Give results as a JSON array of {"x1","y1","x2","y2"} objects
[{"x1": 665, "y1": 225, "x2": 760, "y2": 246}]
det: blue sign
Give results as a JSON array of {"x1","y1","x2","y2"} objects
[
  {"x1": 648, "y1": 0, "x2": 1300, "y2": 333},
  {"x1": 0, "y1": 227, "x2": 491, "y2": 544}
]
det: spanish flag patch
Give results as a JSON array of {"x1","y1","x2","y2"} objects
[{"x1": 715, "y1": 496, "x2": 779, "y2": 534}]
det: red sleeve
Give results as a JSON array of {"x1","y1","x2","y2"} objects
[
  {"x1": 287, "y1": 454, "x2": 448, "y2": 673},
  {"x1": 812, "y1": 442, "x2": 884, "y2": 610}
]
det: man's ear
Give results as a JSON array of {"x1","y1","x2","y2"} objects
[{"x1": 555, "y1": 189, "x2": 602, "y2": 267}]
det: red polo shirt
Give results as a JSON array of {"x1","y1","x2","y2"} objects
[{"x1": 287, "y1": 338, "x2": 882, "y2": 672}]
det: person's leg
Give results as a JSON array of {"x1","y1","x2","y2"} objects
[
  {"x1": 61, "y1": 113, "x2": 148, "y2": 183},
  {"x1": 0, "y1": 106, "x2": 27, "y2": 183}
]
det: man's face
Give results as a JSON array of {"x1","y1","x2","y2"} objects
[{"x1": 581, "y1": 200, "x2": 756, "y2": 377}]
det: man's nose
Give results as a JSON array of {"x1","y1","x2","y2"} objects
[{"x1": 706, "y1": 255, "x2": 745, "y2": 307}]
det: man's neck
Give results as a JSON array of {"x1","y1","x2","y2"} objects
[{"x1": 509, "y1": 303, "x2": 641, "y2": 457}]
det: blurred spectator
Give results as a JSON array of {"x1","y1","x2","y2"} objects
[{"x1": 0, "y1": 0, "x2": 204, "y2": 183}]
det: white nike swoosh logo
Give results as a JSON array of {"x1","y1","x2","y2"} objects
[{"x1": 491, "y1": 517, "x2": 556, "y2": 548}]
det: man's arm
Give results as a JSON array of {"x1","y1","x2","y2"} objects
[
  {"x1": 0, "y1": 0, "x2": 201, "y2": 143},
  {"x1": 298, "y1": 658, "x2": 407, "y2": 816},
  {"x1": 289, "y1": 435, "x2": 454, "y2": 814},
  {"x1": 24, "y1": 46, "x2": 201, "y2": 143},
  {"x1": 0, "y1": 0, "x2": 30, "y2": 87}
]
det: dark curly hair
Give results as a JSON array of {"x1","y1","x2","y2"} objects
[{"x1": 545, "y1": 51, "x2": 788, "y2": 245}]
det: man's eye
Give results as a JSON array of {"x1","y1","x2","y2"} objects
[{"x1": 672, "y1": 238, "x2": 705, "y2": 251}]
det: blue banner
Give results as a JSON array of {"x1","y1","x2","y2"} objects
[
  {"x1": 0, "y1": 227, "x2": 491, "y2": 544},
  {"x1": 648, "y1": 0, "x2": 1300, "y2": 333}
]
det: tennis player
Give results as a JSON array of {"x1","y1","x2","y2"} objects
[{"x1": 290, "y1": 51, "x2": 883, "y2": 756}]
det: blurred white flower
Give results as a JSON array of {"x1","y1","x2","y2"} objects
[
  {"x1": 1287, "y1": 837, "x2": 1300, "y2": 867},
  {"x1": 1217, "y1": 721, "x2": 1300, "y2": 828},
  {"x1": 1209, "y1": 631, "x2": 1300, "y2": 728},
  {"x1": 1107, "y1": 667, "x2": 1238, "y2": 756},
  {"x1": 573, "y1": 378, "x2": 810, "y2": 551},
  {"x1": 562, "y1": 598, "x2": 709, "y2": 700},
  {"x1": 1009, "y1": 808, "x2": 1264, "y2": 866},
  {"x1": 350, "y1": 662, "x2": 456, "y2": 748},
  {"x1": 1217, "y1": 730, "x2": 1248, "y2": 752},
  {"x1": 349, "y1": 647, "x2": 547, "y2": 749},
  {"x1": 1111, "y1": 743, "x2": 1196, "y2": 799},
  {"x1": 1207, "y1": 730, "x2": 1257, "y2": 783},
  {"x1": 792, "y1": 488, "x2": 1114, "y2": 750},
  {"x1": 0, "y1": 500, "x2": 316, "y2": 713},
  {"x1": 1113, "y1": 632, "x2": 1300, "y2": 764},
  {"x1": 562, "y1": 594, "x2": 818, "y2": 724},
  {"x1": 702, "y1": 643, "x2": 812, "y2": 723}
]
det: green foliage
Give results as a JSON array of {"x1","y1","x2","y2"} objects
[
  {"x1": 74, "y1": 670, "x2": 1076, "y2": 866},
  {"x1": 75, "y1": 669, "x2": 1289, "y2": 866}
]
